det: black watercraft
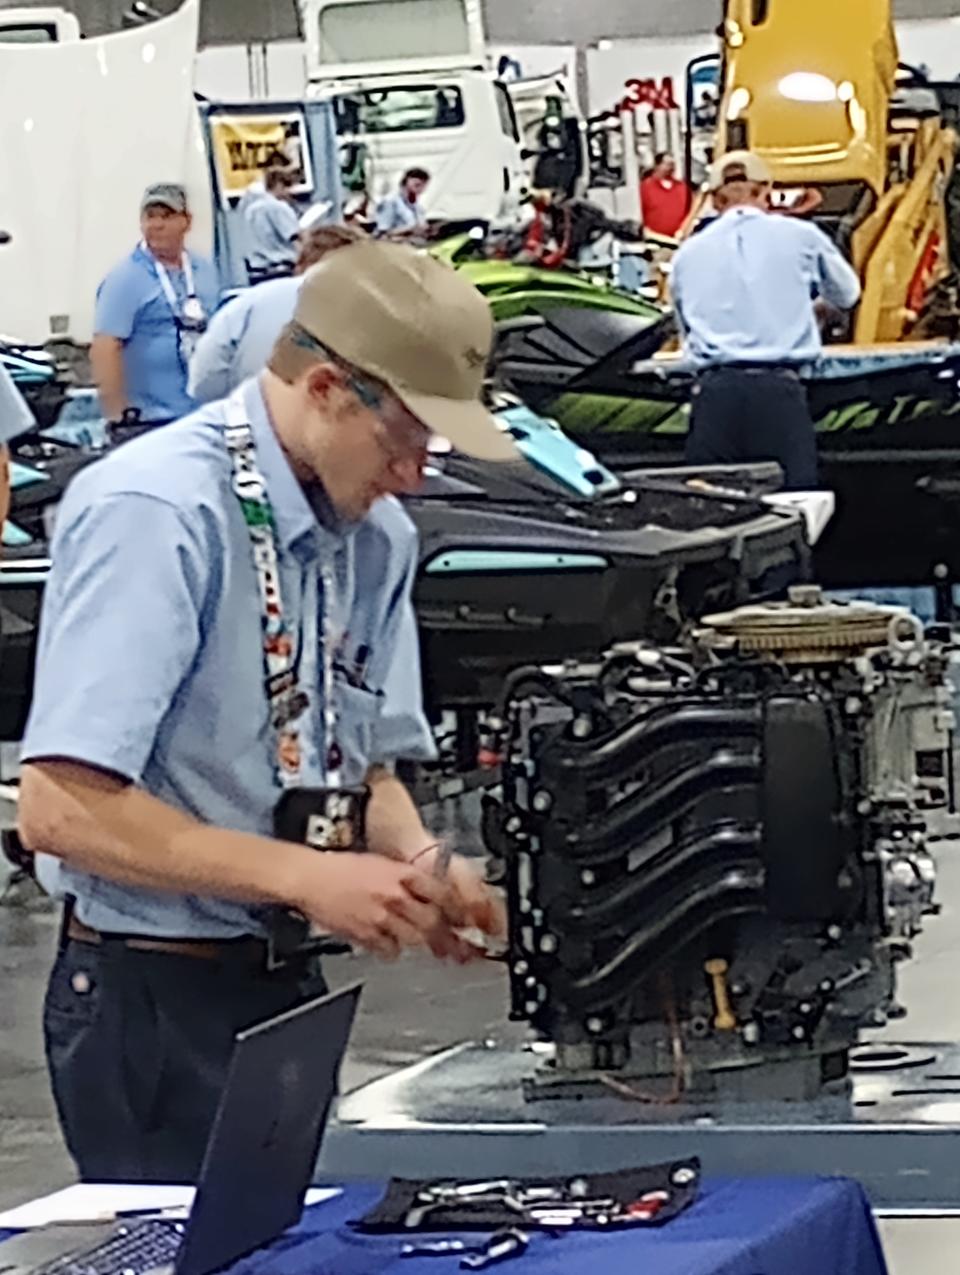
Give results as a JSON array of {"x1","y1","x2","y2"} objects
[
  {"x1": 497, "y1": 317, "x2": 960, "y2": 596},
  {"x1": 0, "y1": 403, "x2": 809, "y2": 739}
]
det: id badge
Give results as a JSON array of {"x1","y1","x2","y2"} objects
[
  {"x1": 266, "y1": 786, "x2": 371, "y2": 969},
  {"x1": 273, "y1": 785, "x2": 370, "y2": 851},
  {"x1": 182, "y1": 295, "x2": 206, "y2": 324}
]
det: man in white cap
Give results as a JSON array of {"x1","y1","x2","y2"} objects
[
  {"x1": 18, "y1": 241, "x2": 513, "y2": 1183},
  {"x1": 671, "y1": 150, "x2": 861, "y2": 489}
]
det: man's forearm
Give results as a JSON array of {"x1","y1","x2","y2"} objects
[
  {"x1": 364, "y1": 766, "x2": 432, "y2": 861},
  {"x1": 19, "y1": 761, "x2": 319, "y2": 911},
  {"x1": 90, "y1": 336, "x2": 129, "y2": 420}
]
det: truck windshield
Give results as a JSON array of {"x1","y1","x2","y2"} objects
[
  {"x1": 319, "y1": 0, "x2": 471, "y2": 65},
  {"x1": 347, "y1": 85, "x2": 465, "y2": 132}
]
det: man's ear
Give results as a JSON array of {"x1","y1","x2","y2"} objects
[{"x1": 304, "y1": 361, "x2": 344, "y2": 405}]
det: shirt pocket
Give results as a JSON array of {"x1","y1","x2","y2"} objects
[{"x1": 334, "y1": 681, "x2": 384, "y2": 785}]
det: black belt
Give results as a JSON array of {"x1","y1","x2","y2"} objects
[{"x1": 699, "y1": 363, "x2": 802, "y2": 378}]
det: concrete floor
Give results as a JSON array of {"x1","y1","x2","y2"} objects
[{"x1": 3, "y1": 801, "x2": 960, "y2": 1272}]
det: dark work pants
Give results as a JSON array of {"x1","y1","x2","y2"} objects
[
  {"x1": 43, "y1": 937, "x2": 326, "y2": 1183},
  {"x1": 686, "y1": 367, "x2": 819, "y2": 491}
]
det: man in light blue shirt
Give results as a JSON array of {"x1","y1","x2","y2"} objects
[
  {"x1": 91, "y1": 183, "x2": 220, "y2": 437},
  {"x1": 18, "y1": 240, "x2": 513, "y2": 1183},
  {"x1": 244, "y1": 167, "x2": 302, "y2": 281},
  {"x1": 671, "y1": 151, "x2": 861, "y2": 489},
  {"x1": 189, "y1": 224, "x2": 364, "y2": 403},
  {"x1": 375, "y1": 167, "x2": 431, "y2": 238}
]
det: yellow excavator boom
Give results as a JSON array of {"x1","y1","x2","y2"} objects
[{"x1": 703, "y1": 0, "x2": 959, "y2": 344}]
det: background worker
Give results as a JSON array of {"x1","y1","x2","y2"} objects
[
  {"x1": 244, "y1": 166, "x2": 302, "y2": 283},
  {"x1": 375, "y1": 167, "x2": 431, "y2": 238},
  {"x1": 640, "y1": 152, "x2": 691, "y2": 238},
  {"x1": 18, "y1": 241, "x2": 515, "y2": 1184},
  {"x1": 91, "y1": 183, "x2": 220, "y2": 442},
  {"x1": 671, "y1": 151, "x2": 862, "y2": 490},
  {"x1": 189, "y1": 223, "x2": 366, "y2": 404}
]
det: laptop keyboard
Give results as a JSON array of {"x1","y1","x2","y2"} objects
[{"x1": 30, "y1": 1221, "x2": 184, "y2": 1275}]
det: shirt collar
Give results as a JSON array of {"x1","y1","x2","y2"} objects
[
  {"x1": 134, "y1": 242, "x2": 192, "y2": 272},
  {"x1": 724, "y1": 206, "x2": 766, "y2": 220},
  {"x1": 241, "y1": 376, "x2": 338, "y2": 557}
]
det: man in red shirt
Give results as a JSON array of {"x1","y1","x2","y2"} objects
[{"x1": 641, "y1": 153, "x2": 691, "y2": 238}]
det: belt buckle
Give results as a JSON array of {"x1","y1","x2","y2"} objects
[
  {"x1": 264, "y1": 912, "x2": 347, "y2": 971},
  {"x1": 265, "y1": 909, "x2": 310, "y2": 972}
]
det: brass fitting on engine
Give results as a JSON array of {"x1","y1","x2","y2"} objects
[{"x1": 705, "y1": 958, "x2": 737, "y2": 1031}]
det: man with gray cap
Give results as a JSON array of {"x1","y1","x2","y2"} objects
[
  {"x1": 671, "y1": 151, "x2": 861, "y2": 489},
  {"x1": 18, "y1": 240, "x2": 512, "y2": 1182},
  {"x1": 91, "y1": 183, "x2": 220, "y2": 441}
]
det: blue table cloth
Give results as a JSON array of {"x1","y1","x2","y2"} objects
[{"x1": 224, "y1": 1177, "x2": 888, "y2": 1275}]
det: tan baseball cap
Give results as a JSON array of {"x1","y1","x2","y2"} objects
[
  {"x1": 707, "y1": 150, "x2": 773, "y2": 192},
  {"x1": 293, "y1": 240, "x2": 516, "y2": 462}
]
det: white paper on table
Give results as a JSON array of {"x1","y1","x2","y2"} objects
[
  {"x1": 0, "y1": 1184, "x2": 341, "y2": 1230},
  {"x1": 762, "y1": 490, "x2": 837, "y2": 547}
]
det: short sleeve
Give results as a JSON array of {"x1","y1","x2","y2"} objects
[
  {"x1": 270, "y1": 201, "x2": 300, "y2": 244},
  {"x1": 94, "y1": 264, "x2": 142, "y2": 342},
  {"x1": 801, "y1": 223, "x2": 861, "y2": 311},
  {"x1": 375, "y1": 596, "x2": 436, "y2": 763},
  {"x1": 22, "y1": 491, "x2": 210, "y2": 782},
  {"x1": 373, "y1": 534, "x2": 436, "y2": 764},
  {"x1": 375, "y1": 197, "x2": 399, "y2": 235},
  {"x1": 188, "y1": 295, "x2": 249, "y2": 403}
]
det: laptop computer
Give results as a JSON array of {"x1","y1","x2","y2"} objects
[{"x1": 0, "y1": 983, "x2": 362, "y2": 1275}]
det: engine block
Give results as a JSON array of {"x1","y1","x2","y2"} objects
[{"x1": 500, "y1": 589, "x2": 953, "y2": 1102}]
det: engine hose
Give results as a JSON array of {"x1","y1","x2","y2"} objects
[
  {"x1": 541, "y1": 702, "x2": 761, "y2": 786},
  {"x1": 560, "y1": 823, "x2": 762, "y2": 935},
  {"x1": 555, "y1": 748, "x2": 761, "y2": 863},
  {"x1": 557, "y1": 867, "x2": 766, "y2": 1012}
]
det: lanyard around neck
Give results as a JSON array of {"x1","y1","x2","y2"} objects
[
  {"x1": 222, "y1": 388, "x2": 341, "y2": 790},
  {"x1": 142, "y1": 241, "x2": 197, "y2": 313}
]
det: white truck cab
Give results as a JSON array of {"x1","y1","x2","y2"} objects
[{"x1": 300, "y1": 0, "x2": 525, "y2": 225}]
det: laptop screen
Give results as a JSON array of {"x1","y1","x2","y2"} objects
[{"x1": 175, "y1": 983, "x2": 361, "y2": 1275}]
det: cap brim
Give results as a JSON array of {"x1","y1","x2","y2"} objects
[
  {"x1": 141, "y1": 199, "x2": 185, "y2": 214},
  {"x1": 397, "y1": 388, "x2": 519, "y2": 463}
]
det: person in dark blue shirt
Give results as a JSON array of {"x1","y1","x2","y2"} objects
[{"x1": 91, "y1": 183, "x2": 220, "y2": 440}]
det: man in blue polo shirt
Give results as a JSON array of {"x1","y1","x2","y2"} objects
[
  {"x1": 19, "y1": 241, "x2": 514, "y2": 1183},
  {"x1": 189, "y1": 223, "x2": 364, "y2": 403},
  {"x1": 375, "y1": 167, "x2": 431, "y2": 238},
  {"x1": 244, "y1": 167, "x2": 302, "y2": 282},
  {"x1": 91, "y1": 182, "x2": 220, "y2": 441}
]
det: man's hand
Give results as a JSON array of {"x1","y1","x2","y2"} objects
[
  {"x1": 361, "y1": 769, "x2": 505, "y2": 955},
  {"x1": 413, "y1": 846, "x2": 507, "y2": 949},
  {"x1": 294, "y1": 852, "x2": 482, "y2": 962}
]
